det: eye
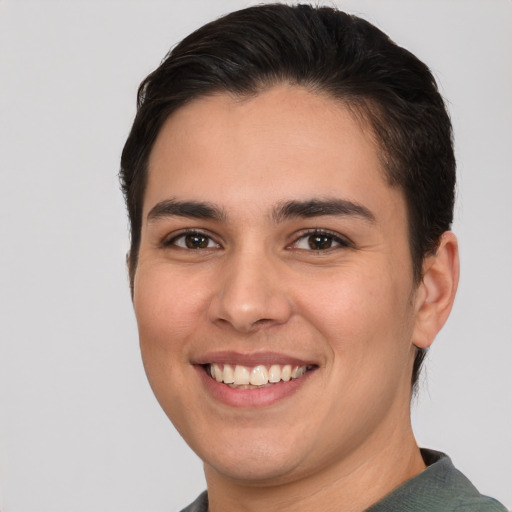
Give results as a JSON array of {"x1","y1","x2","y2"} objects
[
  {"x1": 166, "y1": 231, "x2": 220, "y2": 250},
  {"x1": 292, "y1": 230, "x2": 351, "y2": 251}
]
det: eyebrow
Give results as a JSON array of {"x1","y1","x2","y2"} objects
[
  {"x1": 147, "y1": 199, "x2": 226, "y2": 222},
  {"x1": 146, "y1": 197, "x2": 375, "y2": 224},
  {"x1": 272, "y1": 198, "x2": 376, "y2": 223}
]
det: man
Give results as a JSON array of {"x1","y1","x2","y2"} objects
[{"x1": 119, "y1": 4, "x2": 507, "y2": 511}]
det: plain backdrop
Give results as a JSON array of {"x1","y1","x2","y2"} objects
[{"x1": 0, "y1": 1, "x2": 511, "y2": 511}]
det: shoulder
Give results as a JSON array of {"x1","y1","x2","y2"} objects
[
  {"x1": 179, "y1": 491, "x2": 208, "y2": 512},
  {"x1": 424, "y1": 450, "x2": 508, "y2": 512},
  {"x1": 366, "y1": 449, "x2": 508, "y2": 512},
  {"x1": 453, "y1": 496, "x2": 509, "y2": 512}
]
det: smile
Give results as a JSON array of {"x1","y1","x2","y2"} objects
[{"x1": 206, "y1": 363, "x2": 313, "y2": 388}]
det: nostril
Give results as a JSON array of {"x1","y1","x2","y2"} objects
[{"x1": 254, "y1": 318, "x2": 272, "y2": 326}]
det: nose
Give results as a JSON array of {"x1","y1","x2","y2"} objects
[{"x1": 208, "y1": 249, "x2": 293, "y2": 333}]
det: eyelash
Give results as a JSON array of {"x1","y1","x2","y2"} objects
[
  {"x1": 290, "y1": 229, "x2": 353, "y2": 251},
  {"x1": 162, "y1": 229, "x2": 221, "y2": 250},
  {"x1": 162, "y1": 228, "x2": 352, "y2": 252}
]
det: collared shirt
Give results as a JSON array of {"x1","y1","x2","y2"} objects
[{"x1": 178, "y1": 450, "x2": 507, "y2": 512}]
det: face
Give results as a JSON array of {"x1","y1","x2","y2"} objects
[{"x1": 133, "y1": 86, "x2": 423, "y2": 486}]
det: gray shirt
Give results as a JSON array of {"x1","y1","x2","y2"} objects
[{"x1": 179, "y1": 450, "x2": 507, "y2": 512}]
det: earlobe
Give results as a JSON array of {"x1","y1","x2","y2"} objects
[{"x1": 412, "y1": 232, "x2": 460, "y2": 349}]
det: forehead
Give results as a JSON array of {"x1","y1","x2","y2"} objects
[{"x1": 145, "y1": 85, "x2": 398, "y2": 219}]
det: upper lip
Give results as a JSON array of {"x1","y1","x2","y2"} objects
[{"x1": 191, "y1": 351, "x2": 318, "y2": 368}]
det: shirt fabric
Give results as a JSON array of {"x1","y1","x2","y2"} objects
[{"x1": 178, "y1": 449, "x2": 508, "y2": 512}]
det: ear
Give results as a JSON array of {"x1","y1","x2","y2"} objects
[{"x1": 412, "y1": 231, "x2": 460, "y2": 349}]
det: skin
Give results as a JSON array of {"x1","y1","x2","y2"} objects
[{"x1": 132, "y1": 85, "x2": 459, "y2": 512}]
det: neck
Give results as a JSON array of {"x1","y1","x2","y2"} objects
[{"x1": 204, "y1": 417, "x2": 425, "y2": 512}]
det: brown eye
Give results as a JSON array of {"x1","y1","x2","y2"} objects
[
  {"x1": 168, "y1": 231, "x2": 219, "y2": 250},
  {"x1": 185, "y1": 233, "x2": 210, "y2": 249},
  {"x1": 308, "y1": 234, "x2": 333, "y2": 250},
  {"x1": 292, "y1": 230, "x2": 351, "y2": 251}
]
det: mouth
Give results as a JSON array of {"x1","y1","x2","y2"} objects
[
  {"x1": 204, "y1": 363, "x2": 315, "y2": 389},
  {"x1": 194, "y1": 353, "x2": 319, "y2": 407}
]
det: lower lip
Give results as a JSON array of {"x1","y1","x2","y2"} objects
[{"x1": 195, "y1": 366, "x2": 314, "y2": 408}]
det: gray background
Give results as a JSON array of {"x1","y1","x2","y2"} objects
[{"x1": 1, "y1": 1, "x2": 511, "y2": 511}]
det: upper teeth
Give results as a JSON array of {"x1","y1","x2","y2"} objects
[{"x1": 208, "y1": 363, "x2": 307, "y2": 386}]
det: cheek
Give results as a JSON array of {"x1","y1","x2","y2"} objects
[
  {"x1": 135, "y1": 267, "x2": 209, "y2": 340},
  {"x1": 294, "y1": 263, "x2": 414, "y2": 359},
  {"x1": 133, "y1": 267, "x2": 213, "y2": 394},
  {"x1": 133, "y1": 268, "x2": 208, "y2": 418}
]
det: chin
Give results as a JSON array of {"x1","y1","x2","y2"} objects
[
  {"x1": 189, "y1": 427, "x2": 311, "y2": 485},
  {"x1": 204, "y1": 452, "x2": 304, "y2": 486}
]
